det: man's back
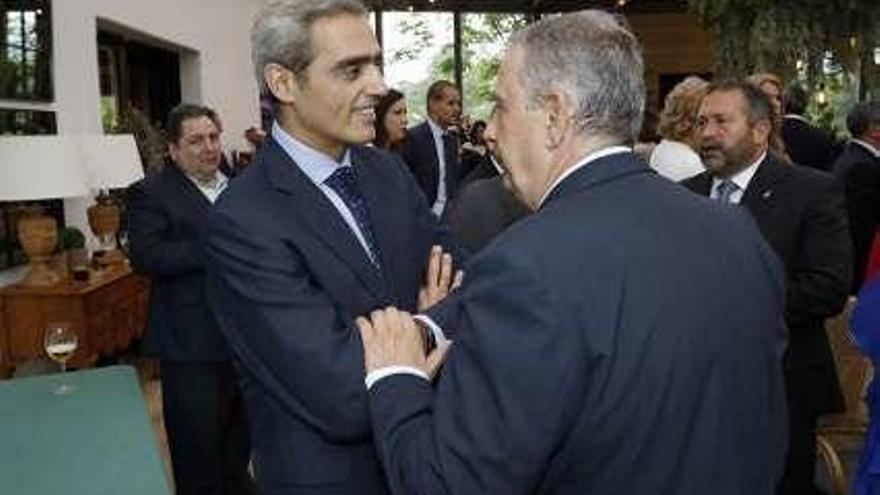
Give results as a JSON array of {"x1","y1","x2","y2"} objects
[{"x1": 370, "y1": 154, "x2": 788, "y2": 495}]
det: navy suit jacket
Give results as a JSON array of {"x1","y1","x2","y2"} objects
[
  {"x1": 683, "y1": 154, "x2": 850, "y2": 412},
  {"x1": 127, "y1": 163, "x2": 230, "y2": 362},
  {"x1": 401, "y1": 121, "x2": 459, "y2": 206},
  {"x1": 370, "y1": 152, "x2": 789, "y2": 495},
  {"x1": 206, "y1": 138, "x2": 456, "y2": 495}
]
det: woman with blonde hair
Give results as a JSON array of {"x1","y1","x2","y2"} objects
[{"x1": 649, "y1": 76, "x2": 709, "y2": 181}]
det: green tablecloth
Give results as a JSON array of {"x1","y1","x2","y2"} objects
[{"x1": 0, "y1": 365, "x2": 171, "y2": 495}]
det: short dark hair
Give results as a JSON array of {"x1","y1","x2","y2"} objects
[
  {"x1": 706, "y1": 80, "x2": 773, "y2": 125},
  {"x1": 165, "y1": 103, "x2": 222, "y2": 143},
  {"x1": 846, "y1": 101, "x2": 880, "y2": 138},
  {"x1": 783, "y1": 85, "x2": 808, "y2": 115},
  {"x1": 426, "y1": 80, "x2": 457, "y2": 108}
]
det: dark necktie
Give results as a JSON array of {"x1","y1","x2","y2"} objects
[
  {"x1": 324, "y1": 166, "x2": 382, "y2": 267},
  {"x1": 442, "y1": 132, "x2": 459, "y2": 187}
]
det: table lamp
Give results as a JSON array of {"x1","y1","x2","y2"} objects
[
  {"x1": 0, "y1": 135, "x2": 90, "y2": 286},
  {"x1": 78, "y1": 134, "x2": 144, "y2": 266}
]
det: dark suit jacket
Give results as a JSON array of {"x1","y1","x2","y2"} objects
[
  {"x1": 441, "y1": 176, "x2": 530, "y2": 253},
  {"x1": 782, "y1": 116, "x2": 840, "y2": 171},
  {"x1": 206, "y1": 139, "x2": 457, "y2": 495},
  {"x1": 401, "y1": 121, "x2": 459, "y2": 206},
  {"x1": 683, "y1": 154, "x2": 851, "y2": 411},
  {"x1": 127, "y1": 164, "x2": 230, "y2": 362},
  {"x1": 370, "y1": 153, "x2": 789, "y2": 495},
  {"x1": 834, "y1": 141, "x2": 880, "y2": 291}
]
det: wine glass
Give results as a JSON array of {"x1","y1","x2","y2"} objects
[{"x1": 44, "y1": 323, "x2": 78, "y2": 395}]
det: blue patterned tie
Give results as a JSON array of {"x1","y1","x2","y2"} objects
[
  {"x1": 715, "y1": 179, "x2": 739, "y2": 204},
  {"x1": 324, "y1": 166, "x2": 382, "y2": 267}
]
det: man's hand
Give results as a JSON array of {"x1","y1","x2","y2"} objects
[
  {"x1": 357, "y1": 307, "x2": 451, "y2": 378},
  {"x1": 418, "y1": 245, "x2": 464, "y2": 312}
]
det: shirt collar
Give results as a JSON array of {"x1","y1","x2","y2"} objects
[
  {"x1": 185, "y1": 168, "x2": 227, "y2": 190},
  {"x1": 537, "y1": 146, "x2": 632, "y2": 208},
  {"x1": 427, "y1": 118, "x2": 446, "y2": 139},
  {"x1": 851, "y1": 138, "x2": 880, "y2": 158},
  {"x1": 783, "y1": 114, "x2": 811, "y2": 124},
  {"x1": 272, "y1": 121, "x2": 352, "y2": 185},
  {"x1": 713, "y1": 150, "x2": 766, "y2": 193}
]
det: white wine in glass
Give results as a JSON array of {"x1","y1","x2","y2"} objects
[{"x1": 44, "y1": 323, "x2": 78, "y2": 395}]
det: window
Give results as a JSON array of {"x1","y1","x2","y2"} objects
[{"x1": 0, "y1": 0, "x2": 52, "y2": 100}]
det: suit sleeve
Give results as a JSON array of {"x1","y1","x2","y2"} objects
[
  {"x1": 369, "y1": 250, "x2": 585, "y2": 495},
  {"x1": 785, "y1": 176, "x2": 852, "y2": 327},
  {"x1": 206, "y1": 207, "x2": 372, "y2": 442},
  {"x1": 126, "y1": 180, "x2": 206, "y2": 277}
]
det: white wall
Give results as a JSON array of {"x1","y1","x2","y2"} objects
[{"x1": 0, "y1": 0, "x2": 264, "y2": 284}]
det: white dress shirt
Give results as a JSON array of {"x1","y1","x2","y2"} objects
[
  {"x1": 709, "y1": 151, "x2": 766, "y2": 205},
  {"x1": 187, "y1": 170, "x2": 229, "y2": 204},
  {"x1": 427, "y1": 118, "x2": 449, "y2": 217}
]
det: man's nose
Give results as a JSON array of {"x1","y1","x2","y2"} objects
[{"x1": 365, "y1": 65, "x2": 387, "y2": 96}]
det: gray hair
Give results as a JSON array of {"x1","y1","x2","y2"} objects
[
  {"x1": 251, "y1": 0, "x2": 367, "y2": 95},
  {"x1": 509, "y1": 10, "x2": 645, "y2": 143}
]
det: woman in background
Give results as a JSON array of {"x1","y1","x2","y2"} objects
[
  {"x1": 649, "y1": 76, "x2": 709, "y2": 181},
  {"x1": 373, "y1": 89, "x2": 407, "y2": 152}
]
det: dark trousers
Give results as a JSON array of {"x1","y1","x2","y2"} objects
[
  {"x1": 778, "y1": 370, "x2": 826, "y2": 495},
  {"x1": 161, "y1": 361, "x2": 252, "y2": 495}
]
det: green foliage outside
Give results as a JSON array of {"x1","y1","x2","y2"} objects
[
  {"x1": 689, "y1": 0, "x2": 880, "y2": 136},
  {"x1": 386, "y1": 13, "x2": 528, "y2": 123}
]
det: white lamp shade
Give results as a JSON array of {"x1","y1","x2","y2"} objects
[
  {"x1": 78, "y1": 134, "x2": 145, "y2": 189},
  {"x1": 0, "y1": 135, "x2": 90, "y2": 201}
]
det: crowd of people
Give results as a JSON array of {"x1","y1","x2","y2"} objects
[{"x1": 123, "y1": 1, "x2": 880, "y2": 494}]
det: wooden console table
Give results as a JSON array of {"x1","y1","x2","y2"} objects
[{"x1": 0, "y1": 265, "x2": 149, "y2": 376}]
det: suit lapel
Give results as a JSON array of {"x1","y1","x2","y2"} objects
[
  {"x1": 262, "y1": 140, "x2": 386, "y2": 298},
  {"x1": 687, "y1": 172, "x2": 713, "y2": 197},
  {"x1": 741, "y1": 155, "x2": 787, "y2": 219},
  {"x1": 352, "y1": 149, "x2": 394, "y2": 292},
  {"x1": 167, "y1": 163, "x2": 213, "y2": 213}
]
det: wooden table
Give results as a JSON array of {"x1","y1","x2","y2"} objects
[
  {"x1": 0, "y1": 264, "x2": 149, "y2": 377},
  {"x1": 0, "y1": 365, "x2": 171, "y2": 495}
]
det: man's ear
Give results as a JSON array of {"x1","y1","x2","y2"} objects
[
  {"x1": 167, "y1": 142, "x2": 179, "y2": 163},
  {"x1": 263, "y1": 63, "x2": 298, "y2": 105},
  {"x1": 543, "y1": 91, "x2": 571, "y2": 149},
  {"x1": 752, "y1": 118, "x2": 772, "y2": 145}
]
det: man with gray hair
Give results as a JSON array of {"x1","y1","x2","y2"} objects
[
  {"x1": 356, "y1": 10, "x2": 788, "y2": 495},
  {"x1": 206, "y1": 1, "x2": 460, "y2": 494}
]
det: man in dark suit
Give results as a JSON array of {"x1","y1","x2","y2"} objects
[
  {"x1": 355, "y1": 12, "x2": 789, "y2": 495},
  {"x1": 127, "y1": 103, "x2": 251, "y2": 495},
  {"x1": 683, "y1": 81, "x2": 851, "y2": 495},
  {"x1": 401, "y1": 80, "x2": 462, "y2": 216},
  {"x1": 834, "y1": 100, "x2": 880, "y2": 292},
  {"x1": 205, "y1": 2, "x2": 460, "y2": 494},
  {"x1": 782, "y1": 85, "x2": 840, "y2": 172},
  {"x1": 441, "y1": 174, "x2": 529, "y2": 252}
]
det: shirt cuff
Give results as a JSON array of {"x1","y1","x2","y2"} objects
[
  {"x1": 365, "y1": 366, "x2": 430, "y2": 390},
  {"x1": 413, "y1": 314, "x2": 450, "y2": 346}
]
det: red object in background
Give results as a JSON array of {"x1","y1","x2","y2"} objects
[{"x1": 866, "y1": 229, "x2": 880, "y2": 283}]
